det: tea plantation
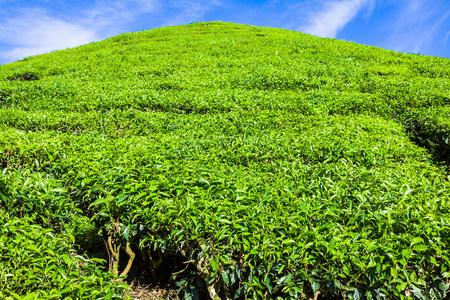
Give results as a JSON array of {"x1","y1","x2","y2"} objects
[{"x1": 1, "y1": 22, "x2": 450, "y2": 299}]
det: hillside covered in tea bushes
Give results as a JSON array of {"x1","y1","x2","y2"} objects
[{"x1": 1, "y1": 22, "x2": 450, "y2": 299}]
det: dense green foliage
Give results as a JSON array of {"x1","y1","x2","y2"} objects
[
  {"x1": 0, "y1": 214, "x2": 129, "y2": 299},
  {"x1": 1, "y1": 22, "x2": 450, "y2": 299}
]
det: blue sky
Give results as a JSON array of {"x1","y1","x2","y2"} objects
[{"x1": 0, "y1": 0, "x2": 449, "y2": 65}]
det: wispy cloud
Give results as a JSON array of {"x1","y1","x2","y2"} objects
[
  {"x1": 81, "y1": 0, "x2": 160, "y2": 34},
  {"x1": 173, "y1": 0, "x2": 209, "y2": 20},
  {"x1": 0, "y1": 9, "x2": 98, "y2": 62},
  {"x1": 383, "y1": 0, "x2": 450, "y2": 55},
  {"x1": 162, "y1": 0, "x2": 221, "y2": 26},
  {"x1": 0, "y1": 0, "x2": 160, "y2": 64},
  {"x1": 0, "y1": 0, "x2": 225, "y2": 64},
  {"x1": 432, "y1": 9, "x2": 450, "y2": 46},
  {"x1": 298, "y1": 0, "x2": 375, "y2": 38}
]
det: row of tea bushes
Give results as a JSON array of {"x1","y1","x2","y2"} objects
[
  {"x1": 2, "y1": 113, "x2": 450, "y2": 298},
  {"x1": 1, "y1": 21, "x2": 450, "y2": 299}
]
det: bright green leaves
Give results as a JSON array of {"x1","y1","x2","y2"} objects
[
  {"x1": 1, "y1": 21, "x2": 450, "y2": 299},
  {"x1": 0, "y1": 214, "x2": 129, "y2": 299}
]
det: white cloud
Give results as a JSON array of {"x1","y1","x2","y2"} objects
[
  {"x1": 160, "y1": 0, "x2": 221, "y2": 27},
  {"x1": 174, "y1": 0, "x2": 221, "y2": 19},
  {"x1": 299, "y1": 0, "x2": 374, "y2": 38},
  {"x1": 432, "y1": 9, "x2": 450, "y2": 46},
  {"x1": 0, "y1": 0, "x2": 224, "y2": 64},
  {"x1": 383, "y1": 1, "x2": 450, "y2": 55},
  {"x1": 173, "y1": 0, "x2": 206, "y2": 19},
  {"x1": 0, "y1": 0, "x2": 160, "y2": 64},
  {"x1": 0, "y1": 11, "x2": 98, "y2": 62},
  {"x1": 82, "y1": 0, "x2": 160, "y2": 32}
]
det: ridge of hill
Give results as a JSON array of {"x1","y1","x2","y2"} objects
[{"x1": 1, "y1": 22, "x2": 450, "y2": 299}]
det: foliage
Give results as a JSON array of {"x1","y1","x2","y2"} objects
[
  {"x1": 1, "y1": 21, "x2": 450, "y2": 299},
  {"x1": 0, "y1": 214, "x2": 129, "y2": 299}
]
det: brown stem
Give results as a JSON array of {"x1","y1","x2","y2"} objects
[
  {"x1": 139, "y1": 247, "x2": 148, "y2": 262},
  {"x1": 108, "y1": 236, "x2": 120, "y2": 275},
  {"x1": 120, "y1": 241, "x2": 135, "y2": 277},
  {"x1": 314, "y1": 291, "x2": 321, "y2": 300},
  {"x1": 148, "y1": 248, "x2": 163, "y2": 281},
  {"x1": 197, "y1": 256, "x2": 207, "y2": 276},
  {"x1": 104, "y1": 239, "x2": 112, "y2": 271},
  {"x1": 196, "y1": 257, "x2": 221, "y2": 300}
]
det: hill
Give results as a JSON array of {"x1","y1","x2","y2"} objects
[{"x1": 1, "y1": 21, "x2": 450, "y2": 299}]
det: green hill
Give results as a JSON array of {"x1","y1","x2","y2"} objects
[{"x1": 1, "y1": 22, "x2": 450, "y2": 299}]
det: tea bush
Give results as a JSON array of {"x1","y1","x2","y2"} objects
[
  {"x1": 0, "y1": 214, "x2": 129, "y2": 299},
  {"x1": 1, "y1": 22, "x2": 450, "y2": 299}
]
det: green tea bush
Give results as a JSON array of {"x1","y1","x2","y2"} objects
[
  {"x1": 0, "y1": 214, "x2": 129, "y2": 299},
  {"x1": 1, "y1": 21, "x2": 450, "y2": 299},
  {"x1": 403, "y1": 107, "x2": 450, "y2": 161},
  {"x1": 0, "y1": 169, "x2": 77, "y2": 227}
]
